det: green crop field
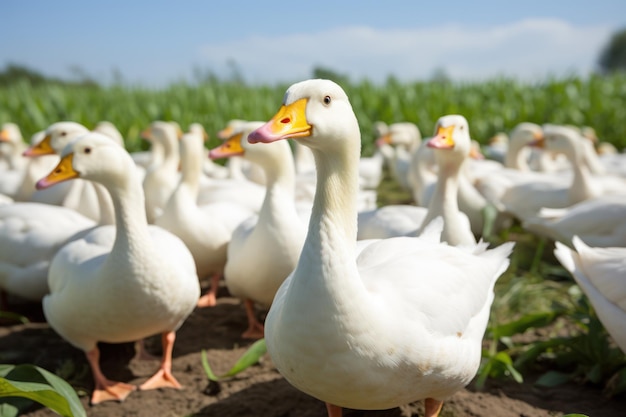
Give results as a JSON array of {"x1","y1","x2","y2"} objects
[{"x1": 1, "y1": 73, "x2": 625, "y2": 154}]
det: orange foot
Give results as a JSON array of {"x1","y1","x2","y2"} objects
[
  {"x1": 91, "y1": 381, "x2": 136, "y2": 405},
  {"x1": 139, "y1": 368, "x2": 182, "y2": 391},
  {"x1": 197, "y1": 293, "x2": 217, "y2": 308}
]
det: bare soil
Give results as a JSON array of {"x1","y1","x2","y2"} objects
[{"x1": 1, "y1": 280, "x2": 625, "y2": 417}]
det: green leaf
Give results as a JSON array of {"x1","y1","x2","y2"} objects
[
  {"x1": 0, "y1": 399, "x2": 22, "y2": 417},
  {"x1": 514, "y1": 338, "x2": 567, "y2": 369},
  {"x1": 491, "y1": 311, "x2": 562, "y2": 339},
  {"x1": 474, "y1": 357, "x2": 493, "y2": 390},
  {"x1": 222, "y1": 339, "x2": 267, "y2": 378},
  {"x1": 494, "y1": 351, "x2": 513, "y2": 366},
  {"x1": 200, "y1": 350, "x2": 220, "y2": 382},
  {"x1": 201, "y1": 339, "x2": 267, "y2": 381},
  {"x1": 535, "y1": 370, "x2": 572, "y2": 387},
  {"x1": 0, "y1": 311, "x2": 29, "y2": 324},
  {"x1": 0, "y1": 364, "x2": 86, "y2": 417}
]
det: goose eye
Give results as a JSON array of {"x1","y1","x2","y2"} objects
[
  {"x1": 84, "y1": 147, "x2": 92, "y2": 154},
  {"x1": 60, "y1": 131, "x2": 67, "y2": 136},
  {"x1": 323, "y1": 96, "x2": 331, "y2": 105}
]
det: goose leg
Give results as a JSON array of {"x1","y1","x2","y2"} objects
[
  {"x1": 197, "y1": 273, "x2": 221, "y2": 307},
  {"x1": 241, "y1": 298, "x2": 264, "y2": 339},
  {"x1": 139, "y1": 331, "x2": 182, "y2": 390},
  {"x1": 325, "y1": 403, "x2": 342, "y2": 417},
  {"x1": 424, "y1": 398, "x2": 444, "y2": 417},
  {"x1": 85, "y1": 346, "x2": 136, "y2": 404}
]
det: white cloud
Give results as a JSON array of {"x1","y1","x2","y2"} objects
[{"x1": 197, "y1": 18, "x2": 613, "y2": 83}]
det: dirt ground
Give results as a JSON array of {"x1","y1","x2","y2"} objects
[{"x1": 1, "y1": 280, "x2": 625, "y2": 417}]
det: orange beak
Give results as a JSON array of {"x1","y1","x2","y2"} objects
[
  {"x1": 208, "y1": 133, "x2": 245, "y2": 159},
  {"x1": 427, "y1": 125, "x2": 456, "y2": 150},
  {"x1": 23, "y1": 134, "x2": 55, "y2": 157},
  {"x1": 248, "y1": 98, "x2": 311, "y2": 144},
  {"x1": 36, "y1": 153, "x2": 79, "y2": 189}
]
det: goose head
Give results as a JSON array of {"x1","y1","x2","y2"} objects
[
  {"x1": 217, "y1": 119, "x2": 247, "y2": 140},
  {"x1": 510, "y1": 122, "x2": 543, "y2": 147},
  {"x1": 0, "y1": 123, "x2": 24, "y2": 160},
  {"x1": 488, "y1": 132, "x2": 509, "y2": 147},
  {"x1": 427, "y1": 114, "x2": 471, "y2": 168},
  {"x1": 189, "y1": 123, "x2": 209, "y2": 141},
  {"x1": 23, "y1": 121, "x2": 89, "y2": 157},
  {"x1": 248, "y1": 79, "x2": 360, "y2": 155},
  {"x1": 210, "y1": 121, "x2": 295, "y2": 168},
  {"x1": 0, "y1": 123, "x2": 23, "y2": 145},
  {"x1": 388, "y1": 122, "x2": 422, "y2": 149},
  {"x1": 148, "y1": 121, "x2": 181, "y2": 151},
  {"x1": 93, "y1": 121, "x2": 124, "y2": 147},
  {"x1": 36, "y1": 132, "x2": 133, "y2": 190},
  {"x1": 539, "y1": 124, "x2": 585, "y2": 160}
]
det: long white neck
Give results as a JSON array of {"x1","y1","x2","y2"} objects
[
  {"x1": 147, "y1": 141, "x2": 164, "y2": 171},
  {"x1": 505, "y1": 140, "x2": 530, "y2": 171},
  {"x1": 161, "y1": 135, "x2": 179, "y2": 172},
  {"x1": 103, "y1": 168, "x2": 153, "y2": 268},
  {"x1": 567, "y1": 146, "x2": 598, "y2": 203},
  {"x1": 256, "y1": 147, "x2": 297, "y2": 222},
  {"x1": 421, "y1": 157, "x2": 475, "y2": 246},
  {"x1": 179, "y1": 143, "x2": 202, "y2": 199},
  {"x1": 287, "y1": 141, "x2": 363, "y2": 311},
  {"x1": 7, "y1": 142, "x2": 28, "y2": 170}
]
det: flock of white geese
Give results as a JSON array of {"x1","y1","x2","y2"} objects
[{"x1": 1, "y1": 79, "x2": 625, "y2": 416}]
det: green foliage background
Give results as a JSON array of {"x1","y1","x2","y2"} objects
[{"x1": 1, "y1": 72, "x2": 625, "y2": 154}]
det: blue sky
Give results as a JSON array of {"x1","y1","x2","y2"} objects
[{"x1": 3, "y1": 0, "x2": 625, "y2": 86}]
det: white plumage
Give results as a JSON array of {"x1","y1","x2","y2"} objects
[
  {"x1": 248, "y1": 79, "x2": 513, "y2": 417},
  {"x1": 38, "y1": 132, "x2": 200, "y2": 404}
]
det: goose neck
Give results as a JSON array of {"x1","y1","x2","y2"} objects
[
  {"x1": 180, "y1": 153, "x2": 202, "y2": 197},
  {"x1": 106, "y1": 173, "x2": 152, "y2": 254},
  {"x1": 505, "y1": 141, "x2": 530, "y2": 171},
  {"x1": 308, "y1": 149, "x2": 359, "y2": 245},
  {"x1": 422, "y1": 159, "x2": 462, "y2": 229}
]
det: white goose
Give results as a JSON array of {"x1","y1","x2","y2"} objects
[
  {"x1": 13, "y1": 131, "x2": 60, "y2": 202},
  {"x1": 554, "y1": 237, "x2": 626, "y2": 354},
  {"x1": 407, "y1": 138, "x2": 438, "y2": 206},
  {"x1": 500, "y1": 124, "x2": 607, "y2": 222},
  {"x1": 0, "y1": 123, "x2": 28, "y2": 198},
  {"x1": 24, "y1": 121, "x2": 115, "y2": 224},
  {"x1": 141, "y1": 121, "x2": 181, "y2": 223},
  {"x1": 0, "y1": 202, "x2": 96, "y2": 305},
  {"x1": 357, "y1": 115, "x2": 476, "y2": 246},
  {"x1": 472, "y1": 122, "x2": 549, "y2": 210},
  {"x1": 217, "y1": 119, "x2": 267, "y2": 185},
  {"x1": 417, "y1": 115, "x2": 477, "y2": 246},
  {"x1": 523, "y1": 195, "x2": 626, "y2": 247},
  {"x1": 375, "y1": 122, "x2": 421, "y2": 191},
  {"x1": 155, "y1": 129, "x2": 254, "y2": 308},
  {"x1": 209, "y1": 121, "x2": 306, "y2": 338},
  {"x1": 93, "y1": 121, "x2": 125, "y2": 147},
  {"x1": 187, "y1": 123, "x2": 229, "y2": 180},
  {"x1": 36, "y1": 132, "x2": 200, "y2": 404},
  {"x1": 248, "y1": 79, "x2": 514, "y2": 417},
  {"x1": 483, "y1": 132, "x2": 508, "y2": 163}
]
